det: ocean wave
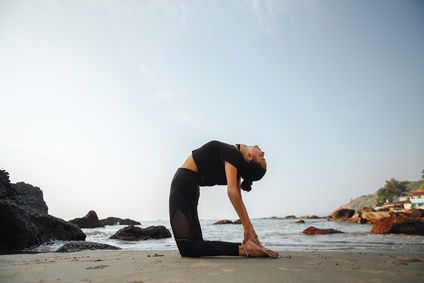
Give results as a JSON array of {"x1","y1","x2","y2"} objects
[{"x1": 25, "y1": 219, "x2": 424, "y2": 253}]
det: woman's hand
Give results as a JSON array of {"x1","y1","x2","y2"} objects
[{"x1": 244, "y1": 227, "x2": 261, "y2": 247}]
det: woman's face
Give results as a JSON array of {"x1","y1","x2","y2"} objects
[{"x1": 249, "y1": 145, "x2": 266, "y2": 169}]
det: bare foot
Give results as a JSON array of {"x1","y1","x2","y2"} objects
[{"x1": 244, "y1": 240, "x2": 279, "y2": 258}]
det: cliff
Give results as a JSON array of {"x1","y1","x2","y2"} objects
[
  {"x1": 335, "y1": 192, "x2": 378, "y2": 213},
  {"x1": 0, "y1": 169, "x2": 85, "y2": 252},
  {"x1": 0, "y1": 170, "x2": 27, "y2": 206},
  {"x1": 13, "y1": 182, "x2": 48, "y2": 213},
  {"x1": 0, "y1": 170, "x2": 48, "y2": 213},
  {"x1": 333, "y1": 179, "x2": 424, "y2": 214}
]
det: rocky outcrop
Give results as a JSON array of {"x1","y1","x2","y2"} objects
[
  {"x1": 347, "y1": 208, "x2": 393, "y2": 224},
  {"x1": 284, "y1": 215, "x2": 297, "y2": 219},
  {"x1": 332, "y1": 192, "x2": 378, "y2": 214},
  {"x1": 296, "y1": 220, "x2": 305, "y2": 223},
  {"x1": 332, "y1": 209, "x2": 355, "y2": 221},
  {"x1": 56, "y1": 241, "x2": 121, "y2": 252},
  {"x1": 370, "y1": 215, "x2": 424, "y2": 235},
  {"x1": 409, "y1": 209, "x2": 424, "y2": 220},
  {"x1": 302, "y1": 226, "x2": 344, "y2": 235},
  {"x1": 1, "y1": 170, "x2": 49, "y2": 213},
  {"x1": 299, "y1": 215, "x2": 322, "y2": 219},
  {"x1": 69, "y1": 210, "x2": 104, "y2": 228},
  {"x1": 13, "y1": 182, "x2": 48, "y2": 213},
  {"x1": 109, "y1": 225, "x2": 171, "y2": 241},
  {"x1": 0, "y1": 170, "x2": 27, "y2": 206},
  {"x1": 0, "y1": 200, "x2": 86, "y2": 252},
  {"x1": 100, "y1": 217, "x2": 141, "y2": 226},
  {"x1": 213, "y1": 219, "x2": 241, "y2": 225},
  {"x1": 214, "y1": 220, "x2": 234, "y2": 225}
]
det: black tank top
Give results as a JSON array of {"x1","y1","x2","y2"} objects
[{"x1": 191, "y1": 140, "x2": 242, "y2": 186}]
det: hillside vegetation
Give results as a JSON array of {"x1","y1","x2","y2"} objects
[{"x1": 335, "y1": 178, "x2": 423, "y2": 213}]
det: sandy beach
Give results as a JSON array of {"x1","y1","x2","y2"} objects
[{"x1": 1, "y1": 250, "x2": 423, "y2": 283}]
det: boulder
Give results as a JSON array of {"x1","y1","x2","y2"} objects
[
  {"x1": 56, "y1": 241, "x2": 121, "y2": 253},
  {"x1": 332, "y1": 209, "x2": 355, "y2": 221},
  {"x1": 395, "y1": 212, "x2": 409, "y2": 218},
  {"x1": 296, "y1": 220, "x2": 305, "y2": 223},
  {"x1": 109, "y1": 225, "x2": 171, "y2": 241},
  {"x1": 69, "y1": 210, "x2": 104, "y2": 228},
  {"x1": 13, "y1": 182, "x2": 48, "y2": 213},
  {"x1": 348, "y1": 208, "x2": 393, "y2": 224},
  {"x1": 409, "y1": 209, "x2": 424, "y2": 220},
  {"x1": 370, "y1": 215, "x2": 424, "y2": 235},
  {"x1": 213, "y1": 220, "x2": 233, "y2": 225},
  {"x1": 0, "y1": 200, "x2": 86, "y2": 252},
  {"x1": 302, "y1": 226, "x2": 344, "y2": 235},
  {"x1": 233, "y1": 219, "x2": 242, "y2": 224},
  {"x1": 100, "y1": 217, "x2": 141, "y2": 226}
]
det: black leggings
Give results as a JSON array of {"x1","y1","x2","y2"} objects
[{"x1": 169, "y1": 168, "x2": 240, "y2": 257}]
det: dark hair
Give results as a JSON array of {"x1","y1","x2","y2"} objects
[{"x1": 239, "y1": 159, "x2": 266, "y2": 192}]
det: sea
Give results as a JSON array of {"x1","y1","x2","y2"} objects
[{"x1": 33, "y1": 218, "x2": 424, "y2": 253}]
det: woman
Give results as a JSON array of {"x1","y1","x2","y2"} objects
[{"x1": 169, "y1": 140, "x2": 278, "y2": 258}]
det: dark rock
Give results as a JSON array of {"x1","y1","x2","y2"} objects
[
  {"x1": 0, "y1": 170, "x2": 27, "y2": 207},
  {"x1": 299, "y1": 215, "x2": 321, "y2": 219},
  {"x1": 409, "y1": 209, "x2": 424, "y2": 219},
  {"x1": 396, "y1": 212, "x2": 409, "y2": 218},
  {"x1": 119, "y1": 219, "x2": 140, "y2": 225},
  {"x1": 100, "y1": 217, "x2": 141, "y2": 226},
  {"x1": 296, "y1": 220, "x2": 305, "y2": 223},
  {"x1": 213, "y1": 219, "x2": 241, "y2": 225},
  {"x1": 109, "y1": 225, "x2": 171, "y2": 241},
  {"x1": 0, "y1": 171, "x2": 49, "y2": 213},
  {"x1": 69, "y1": 210, "x2": 104, "y2": 228},
  {"x1": 370, "y1": 215, "x2": 424, "y2": 235},
  {"x1": 302, "y1": 226, "x2": 344, "y2": 235},
  {"x1": 13, "y1": 182, "x2": 48, "y2": 213},
  {"x1": 0, "y1": 200, "x2": 86, "y2": 252},
  {"x1": 332, "y1": 209, "x2": 355, "y2": 221},
  {"x1": 213, "y1": 220, "x2": 233, "y2": 225},
  {"x1": 56, "y1": 241, "x2": 121, "y2": 253}
]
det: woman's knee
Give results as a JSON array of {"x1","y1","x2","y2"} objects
[{"x1": 176, "y1": 240, "x2": 200, "y2": 258}]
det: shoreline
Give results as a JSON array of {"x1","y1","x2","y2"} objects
[{"x1": 1, "y1": 249, "x2": 423, "y2": 282}]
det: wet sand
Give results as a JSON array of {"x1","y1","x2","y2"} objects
[{"x1": 1, "y1": 250, "x2": 423, "y2": 282}]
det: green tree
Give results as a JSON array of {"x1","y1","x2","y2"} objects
[{"x1": 376, "y1": 178, "x2": 409, "y2": 206}]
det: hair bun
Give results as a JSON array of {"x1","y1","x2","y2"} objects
[{"x1": 241, "y1": 180, "x2": 252, "y2": 192}]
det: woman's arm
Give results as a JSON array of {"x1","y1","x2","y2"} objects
[{"x1": 225, "y1": 161, "x2": 260, "y2": 245}]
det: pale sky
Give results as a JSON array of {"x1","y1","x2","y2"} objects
[{"x1": 1, "y1": 0, "x2": 423, "y2": 221}]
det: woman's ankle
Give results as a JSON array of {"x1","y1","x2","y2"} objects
[{"x1": 239, "y1": 244, "x2": 247, "y2": 257}]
